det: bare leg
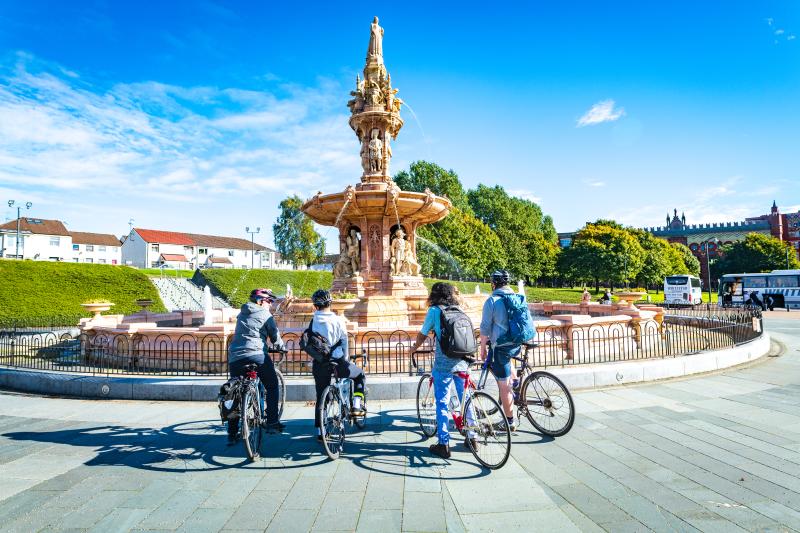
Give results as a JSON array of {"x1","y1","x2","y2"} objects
[{"x1": 497, "y1": 376, "x2": 514, "y2": 419}]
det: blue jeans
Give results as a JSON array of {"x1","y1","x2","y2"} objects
[{"x1": 432, "y1": 370, "x2": 476, "y2": 445}]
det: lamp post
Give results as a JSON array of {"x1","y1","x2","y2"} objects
[
  {"x1": 7, "y1": 200, "x2": 32, "y2": 259},
  {"x1": 246, "y1": 226, "x2": 260, "y2": 269},
  {"x1": 702, "y1": 238, "x2": 719, "y2": 304}
]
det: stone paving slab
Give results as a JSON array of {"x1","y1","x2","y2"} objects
[{"x1": 0, "y1": 318, "x2": 796, "y2": 532}]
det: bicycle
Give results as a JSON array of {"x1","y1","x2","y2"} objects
[
  {"x1": 318, "y1": 352, "x2": 368, "y2": 460},
  {"x1": 412, "y1": 350, "x2": 511, "y2": 470},
  {"x1": 220, "y1": 348, "x2": 288, "y2": 462},
  {"x1": 483, "y1": 341, "x2": 575, "y2": 437}
]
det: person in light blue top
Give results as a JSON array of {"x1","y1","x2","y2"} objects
[{"x1": 410, "y1": 282, "x2": 475, "y2": 460}]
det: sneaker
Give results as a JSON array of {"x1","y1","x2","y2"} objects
[
  {"x1": 351, "y1": 394, "x2": 366, "y2": 416},
  {"x1": 262, "y1": 421, "x2": 285, "y2": 433},
  {"x1": 464, "y1": 437, "x2": 478, "y2": 451},
  {"x1": 429, "y1": 443, "x2": 451, "y2": 459}
]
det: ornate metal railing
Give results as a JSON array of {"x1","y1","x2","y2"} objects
[{"x1": 0, "y1": 307, "x2": 763, "y2": 377}]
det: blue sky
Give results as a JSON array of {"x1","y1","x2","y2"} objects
[{"x1": 1, "y1": 1, "x2": 798, "y2": 251}]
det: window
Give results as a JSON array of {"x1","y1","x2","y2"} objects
[
  {"x1": 198, "y1": 248, "x2": 208, "y2": 255},
  {"x1": 86, "y1": 245, "x2": 94, "y2": 252},
  {"x1": 111, "y1": 259, "x2": 117, "y2": 265},
  {"x1": 666, "y1": 276, "x2": 689, "y2": 285},
  {"x1": 691, "y1": 278, "x2": 702, "y2": 288},
  {"x1": 228, "y1": 250, "x2": 234, "y2": 257},
  {"x1": 72, "y1": 258, "x2": 80, "y2": 263},
  {"x1": 744, "y1": 277, "x2": 767, "y2": 288},
  {"x1": 98, "y1": 245, "x2": 106, "y2": 252},
  {"x1": 184, "y1": 245, "x2": 193, "y2": 254},
  {"x1": 72, "y1": 244, "x2": 79, "y2": 251},
  {"x1": 769, "y1": 276, "x2": 799, "y2": 288},
  {"x1": 85, "y1": 258, "x2": 93, "y2": 263},
  {"x1": 98, "y1": 259, "x2": 106, "y2": 264},
  {"x1": 49, "y1": 237, "x2": 60, "y2": 246},
  {"x1": 49, "y1": 256, "x2": 60, "y2": 261},
  {"x1": 150, "y1": 261, "x2": 159, "y2": 268},
  {"x1": 150, "y1": 243, "x2": 159, "y2": 253}
]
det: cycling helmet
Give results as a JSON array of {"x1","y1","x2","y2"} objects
[
  {"x1": 490, "y1": 270, "x2": 511, "y2": 286},
  {"x1": 312, "y1": 289, "x2": 333, "y2": 308},
  {"x1": 250, "y1": 288, "x2": 276, "y2": 304}
]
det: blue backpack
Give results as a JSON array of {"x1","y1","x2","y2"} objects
[{"x1": 495, "y1": 293, "x2": 535, "y2": 346}]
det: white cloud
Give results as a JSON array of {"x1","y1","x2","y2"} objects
[
  {"x1": 775, "y1": 29, "x2": 785, "y2": 35},
  {"x1": 581, "y1": 179, "x2": 606, "y2": 188},
  {"x1": 576, "y1": 99, "x2": 625, "y2": 127},
  {"x1": 766, "y1": 17, "x2": 774, "y2": 26},
  {"x1": 508, "y1": 189, "x2": 542, "y2": 204},
  {"x1": 789, "y1": 35, "x2": 797, "y2": 41}
]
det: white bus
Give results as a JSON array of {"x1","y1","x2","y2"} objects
[
  {"x1": 664, "y1": 275, "x2": 704, "y2": 305},
  {"x1": 718, "y1": 269, "x2": 800, "y2": 310}
]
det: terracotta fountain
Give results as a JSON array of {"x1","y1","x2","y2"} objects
[{"x1": 276, "y1": 17, "x2": 485, "y2": 335}]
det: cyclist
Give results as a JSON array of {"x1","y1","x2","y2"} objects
[
  {"x1": 480, "y1": 270, "x2": 533, "y2": 432},
  {"x1": 410, "y1": 282, "x2": 476, "y2": 459},
  {"x1": 227, "y1": 288, "x2": 285, "y2": 445},
  {"x1": 309, "y1": 289, "x2": 366, "y2": 441}
]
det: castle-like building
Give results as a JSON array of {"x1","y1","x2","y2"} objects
[{"x1": 645, "y1": 202, "x2": 799, "y2": 280}]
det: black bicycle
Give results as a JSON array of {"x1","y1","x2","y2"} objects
[
  {"x1": 318, "y1": 352, "x2": 368, "y2": 460},
  {"x1": 482, "y1": 342, "x2": 575, "y2": 437},
  {"x1": 220, "y1": 348, "x2": 288, "y2": 462}
]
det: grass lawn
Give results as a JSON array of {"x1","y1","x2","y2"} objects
[
  {"x1": 0, "y1": 261, "x2": 167, "y2": 321},
  {"x1": 201, "y1": 269, "x2": 333, "y2": 307}
]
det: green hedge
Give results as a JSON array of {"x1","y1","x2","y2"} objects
[
  {"x1": 0, "y1": 261, "x2": 167, "y2": 320},
  {"x1": 201, "y1": 269, "x2": 333, "y2": 308}
]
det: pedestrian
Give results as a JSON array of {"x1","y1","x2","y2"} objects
[{"x1": 581, "y1": 288, "x2": 591, "y2": 304}]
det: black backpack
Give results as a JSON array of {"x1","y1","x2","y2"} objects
[
  {"x1": 300, "y1": 319, "x2": 342, "y2": 363},
  {"x1": 437, "y1": 305, "x2": 477, "y2": 362}
]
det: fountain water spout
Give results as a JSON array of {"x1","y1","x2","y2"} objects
[
  {"x1": 518, "y1": 280, "x2": 525, "y2": 295},
  {"x1": 203, "y1": 285, "x2": 213, "y2": 326}
]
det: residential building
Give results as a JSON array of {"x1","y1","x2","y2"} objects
[
  {"x1": 121, "y1": 228, "x2": 295, "y2": 270},
  {"x1": 69, "y1": 232, "x2": 122, "y2": 264},
  {"x1": 0, "y1": 218, "x2": 122, "y2": 264}
]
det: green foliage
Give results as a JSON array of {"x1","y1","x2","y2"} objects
[
  {"x1": 467, "y1": 184, "x2": 559, "y2": 282},
  {"x1": 713, "y1": 233, "x2": 800, "y2": 276},
  {"x1": 200, "y1": 269, "x2": 333, "y2": 308},
  {"x1": 0, "y1": 262, "x2": 166, "y2": 320},
  {"x1": 394, "y1": 161, "x2": 471, "y2": 212},
  {"x1": 629, "y1": 229, "x2": 689, "y2": 287},
  {"x1": 671, "y1": 242, "x2": 701, "y2": 277},
  {"x1": 137, "y1": 268, "x2": 195, "y2": 278},
  {"x1": 273, "y1": 195, "x2": 325, "y2": 268},
  {"x1": 416, "y1": 207, "x2": 506, "y2": 279},
  {"x1": 558, "y1": 222, "x2": 645, "y2": 286}
]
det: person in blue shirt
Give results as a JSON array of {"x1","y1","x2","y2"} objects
[{"x1": 410, "y1": 282, "x2": 476, "y2": 459}]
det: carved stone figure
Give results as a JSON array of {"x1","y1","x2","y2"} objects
[
  {"x1": 366, "y1": 79, "x2": 383, "y2": 107},
  {"x1": 369, "y1": 225, "x2": 380, "y2": 244},
  {"x1": 346, "y1": 228, "x2": 361, "y2": 275},
  {"x1": 334, "y1": 240, "x2": 352, "y2": 278},
  {"x1": 367, "y1": 16, "x2": 384, "y2": 63},
  {"x1": 390, "y1": 228, "x2": 407, "y2": 276},
  {"x1": 368, "y1": 129, "x2": 383, "y2": 173},
  {"x1": 360, "y1": 140, "x2": 370, "y2": 173},
  {"x1": 402, "y1": 239, "x2": 420, "y2": 276}
]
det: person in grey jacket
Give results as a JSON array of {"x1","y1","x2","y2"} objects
[{"x1": 227, "y1": 288, "x2": 285, "y2": 444}]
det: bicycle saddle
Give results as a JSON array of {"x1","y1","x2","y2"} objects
[{"x1": 243, "y1": 363, "x2": 259, "y2": 371}]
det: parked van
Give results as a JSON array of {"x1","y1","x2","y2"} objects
[{"x1": 664, "y1": 275, "x2": 703, "y2": 305}]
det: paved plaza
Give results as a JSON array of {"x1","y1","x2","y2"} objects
[{"x1": 0, "y1": 316, "x2": 798, "y2": 532}]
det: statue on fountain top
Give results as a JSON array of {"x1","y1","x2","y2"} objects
[{"x1": 367, "y1": 16, "x2": 384, "y2": 64}]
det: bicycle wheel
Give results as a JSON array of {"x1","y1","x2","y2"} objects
[
  {"x1": 318, "y1": 386, "x2": 345, "y2": 460},
  {"x1": 521, "y1": 371, "x2": 575, "y2": 437},
  {"x1": 276, "y1": 369, "x2": 286, "y2": 419},
  {"x1": 464, "y1": 391, "x2": 510, "y2": 470},
  {"x1": 416, "y1": 373, "x2": 437, "y2": 438},
  {"x1": 241, "y1": 388, "x2": 262, "y2": 461}
]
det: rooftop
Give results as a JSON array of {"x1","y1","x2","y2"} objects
[{"x1": 134, "y1": 228, "x2": 273, "y2": 252}]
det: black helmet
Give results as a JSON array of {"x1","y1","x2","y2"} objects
[
  {"x1": 490, "y1": 270, "x2": 511, "y2": 286},
  {"x1": 312, "y1": 289, "x2": 332, "y2": 308}
]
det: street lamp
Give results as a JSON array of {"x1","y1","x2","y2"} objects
[
  {"x1": 702, "y1": 237, "x2": 719, "y2": 305},
  {"x1": 7, "y1": 200, "x2": 32, "y2": 259},
  {"x1": 246, "y1": 226, "x2": 260, "y2": 269}
]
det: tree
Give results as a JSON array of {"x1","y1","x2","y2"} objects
[
  {"x1": 273, "y1": 195, "x2": 325, "y2": 268},
  {"x1": 671, "y1": 242, "x2": 701, "y2": 277},
  {"x1": 467, "y1": 184, "x2": 559, "y2": 282},
  {"x1": 714, "y1": 233, "x2": 800, "y2": 276},
  {"x1": 559, "y1": 221, "x2": 645, "y2": 290},
  {"x1": 416, "y1": 207, "x2": 506, "y2": 279},
  {"x1": 394, "y1": 161, "x2": 471, "y2": 213},
  {"x1": 630, "y1": 229, "x2": 673, "y2": 289}
]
